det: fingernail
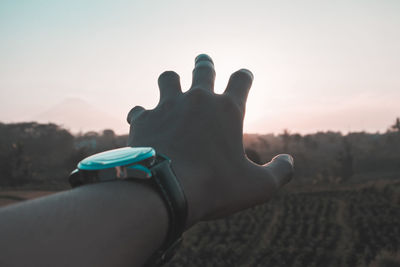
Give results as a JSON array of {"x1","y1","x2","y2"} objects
[
  {"x1": 195, "y1": 54, "x2": 214, "y2": 65},
  {"x1": 239, "y1": 69, "x2": 254, "y2": 80},
  {"x1": 272, "y1": 154, "x2": 294, "y2": 166}
]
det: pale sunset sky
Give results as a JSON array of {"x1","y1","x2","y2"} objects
[{"x1": 0, "y1": 0, "x2": 399, "y2": 134}]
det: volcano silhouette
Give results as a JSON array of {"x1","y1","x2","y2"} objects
[{"x1": 32, "y1": 98, "x2": 127, "y2": 134}]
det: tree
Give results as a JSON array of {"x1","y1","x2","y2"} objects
[
  {"x1": 280, "y1": 129, "x2": 291, "y2": 152},
  {"x1": 389, "y1": 117, "x2": 400, "y2": 132}
]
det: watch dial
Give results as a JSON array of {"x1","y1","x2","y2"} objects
[{"x1": 78, "y1": 147, "x2": 155, "y2": 170}]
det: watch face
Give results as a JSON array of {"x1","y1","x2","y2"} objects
[{"x1": 78, "y1": 147, "x2": 156, "y2": 171}]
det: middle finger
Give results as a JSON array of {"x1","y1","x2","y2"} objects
[{"x1": 190, "y1": 54, "x2": 216, "y2": 92}]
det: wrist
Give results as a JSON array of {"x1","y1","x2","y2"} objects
[
  {"x1": 168, "y1": 156, "x2": 210, "y2": 228},
  {"x1": 69, "y1": 146, "x2": 189, "y2": 266},
  {"x1": 126, "y1": 141, "x2": 208, "y2": 228}
]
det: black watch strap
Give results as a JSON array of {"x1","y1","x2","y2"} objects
[{"x1": 144, "y1": 156, "x2": 188, "y2": 266}]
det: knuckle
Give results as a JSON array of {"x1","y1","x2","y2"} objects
[
  {"x1": 194, "y1": 60, "x2": 215, "y2": 71},
  {"x1": 185, "y1": 88, "x2": 212, "y2": 102}
]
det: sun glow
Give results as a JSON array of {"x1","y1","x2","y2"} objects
[{"x1": 1, "y1": 0, "x2": 399, "y2": 134}]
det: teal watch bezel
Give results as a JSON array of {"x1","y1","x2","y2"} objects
[{"x1": 77, "y1": 146, "x2": 155, "y2": 177}]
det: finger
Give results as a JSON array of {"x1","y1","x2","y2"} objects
[
  {"x1": 127, "y1": 106, "x2": 145, "y2": 124},
  {"x1": 263, "y1": 154, "x2": 294, "y2": 188},
  {"x1": 224, "y1": 69, "x2": 253, "y2": 111},
  {"x1": 190, "y1": 54, "x2": 216, "y2": 92},
  {"x1": 158, "y1": 71, "x2": 182, "y2": 102}
]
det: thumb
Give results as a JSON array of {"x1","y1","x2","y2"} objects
[{"x1": 263, "y1": 154, "x2": 294, "y2": 188}]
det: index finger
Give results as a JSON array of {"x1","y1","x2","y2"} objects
[{"x1": 223, "y1": 69, "x2": 254, "y2": 112}]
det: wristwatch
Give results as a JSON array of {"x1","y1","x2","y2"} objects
[{"x1": 69, "y1": 146, "x2": 188, "y2": 266}]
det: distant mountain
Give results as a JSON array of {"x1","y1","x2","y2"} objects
[{"x1": 32, "y1": 98, "x2": 128, "y2": 134}]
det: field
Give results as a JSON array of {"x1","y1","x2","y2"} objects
[
  {"x1": 1, "y1": 180, "x2": 399, "y2": 267},
  {"x1": 167, "y1": 180, "x2": 400, "y2": 267}
]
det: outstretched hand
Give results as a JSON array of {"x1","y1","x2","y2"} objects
[{"x1": 127, "y1": 54, "x2": 293, "y2": 227}]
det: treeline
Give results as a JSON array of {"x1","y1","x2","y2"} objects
[
  {"x1": 0, "y1": 122, "x2": 128, "y2": 188},
  {"x1": 244, "y1": 122, "x2": 400, "y2": 185},
  {"x1": 0, "y1": 120, "x2": 399, "y2": 188}
]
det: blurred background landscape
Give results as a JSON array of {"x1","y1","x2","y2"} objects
[
  {"x1": 1, "y1": 0, "x2": 399, "y2": 266},
  {"x1": 0, "y1": 120, "x2": 399, "y2": 266}
]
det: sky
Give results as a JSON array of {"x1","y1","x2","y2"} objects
[{"x1": 0, "y1": 0, "x2": 399, "y2": 134}]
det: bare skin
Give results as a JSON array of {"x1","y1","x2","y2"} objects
[
  {"x1": 0, "y1": 54, "x2": 293, "y2": 266},
  {"x1": 128, "y1": 54, "x2": 294, "y2": 227}
]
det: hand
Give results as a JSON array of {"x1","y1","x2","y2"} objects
[{"x1": 127, "y1": 54, "x2": 294, "y2": 227}]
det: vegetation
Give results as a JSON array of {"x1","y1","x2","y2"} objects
[
  {"x1": 0, "y1": 118, "x2": 399, "y2": 266},
  {"x1": 167, "y1": 181, "x2": 400, "y2": 267},
  {"x1": 1, "y1": 118, "x2": 399, "y2": 188},
  {"x1": 0, "y1": 122, "x2": 127, "y2": 188}
]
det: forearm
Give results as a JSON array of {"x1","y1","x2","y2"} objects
[{"x1": 0, "y1": 181, "x2": 168, "y2": 267}]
